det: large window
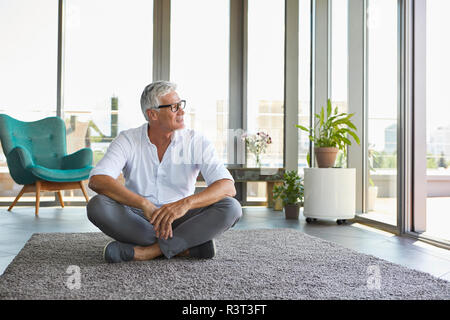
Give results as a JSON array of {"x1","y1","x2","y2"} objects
[
  {"x1": 330, "y1": 0, "x2": 348, "y2": 112},
  {"x1": 247, "y1": 0, "x2": 285, "y2": 169},
  {"x1": 246, "y1": 0, "x2": 284, "y2": 202},
  {"x1": 330, "y1": 0, "x2": 348, "y2": 168},
  {"x1": 170, "y1": 0, "x2": 229, "y2": 164},
  {"x1": 424, "y1": 0, "x2": 450, "y2": 242},
  {"x1": 364, "y1": 0, "x2": 398, "y2": 226},
  {"x1": 298, "y1": 0, "x2": 312, "y2": 172},
  {"x1": 63, "y1": 0, "x2": 153, "y2": 168},
  {"x1": 0, "y1": 0, "x2": 58, "y2": 201}
]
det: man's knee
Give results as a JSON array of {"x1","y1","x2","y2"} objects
[
  {"x1": 216, "y1": 196, "x2": 242, "y2": 227},
  {"x1": 86, "y1": 194, "x2": 110, "y2": 223}
]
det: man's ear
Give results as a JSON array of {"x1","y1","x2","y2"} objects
[{"x1": 147, "y1": 109, "x2": 159, "y2": 121}]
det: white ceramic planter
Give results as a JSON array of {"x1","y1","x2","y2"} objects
[{"x1": 303, "y1": 168, "x2": 356, "y2": 221}]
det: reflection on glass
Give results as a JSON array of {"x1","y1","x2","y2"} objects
[
  {"x1": 63, "y1": 0, "x2": 153, "y2": 199},
  {"x1": 331, "y1": 0, "x2": 348, "y2": 167},
  {"x1": 0, "y1": 0, "x2": 58, "y2": 201},
  {"x1": 170, "y1": 0, "x2": 229, "y2": 164},
  {"x1": 364, "y1": 0, "x2": 398, "y2": 226},
  {"x1": 298, "y1": 0, "x2": 311, "y2": 173},
  {"x1": 425, "y1": 0, "x2": 450, "y2": 241},
  {"x1": 247, "y1": 0, "x2": 284, "y2": 202}
]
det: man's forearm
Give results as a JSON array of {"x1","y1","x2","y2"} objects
[
  {"x1": 183, "y1": 179, "x2": 236, "y2": 210},
  {"x1": 88, "y1": 175, "x2": 156, "y2": 211},
  {"x1": 148, "y1": 179, "x2": 237, "y2": 239}
]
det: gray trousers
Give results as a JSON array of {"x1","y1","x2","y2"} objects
[{"x1": 86, "y1": 194, "x2": 242, "y2": 259}]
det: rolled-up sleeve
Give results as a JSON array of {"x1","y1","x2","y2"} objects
[
  {"x1": 88, "y1": 132, "x2": 132, "y2": 180},
  {"x1": 198, "y1": 135, "x2": 234, "y2": 186}
]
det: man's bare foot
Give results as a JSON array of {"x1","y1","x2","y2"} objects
[
  {"x1": 176, "y1": 249, "x2": 190, "y2": 257},
  {"x1": 132, "y1": 244, "x2": 190, "y2": 260},
  {"x1": 133, "y1": 243, "x2": 163, "y2": 261}
]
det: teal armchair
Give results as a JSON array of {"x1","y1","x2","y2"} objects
[{"x1": 0, "y1": 114, "x2": 94, "y2": 215}]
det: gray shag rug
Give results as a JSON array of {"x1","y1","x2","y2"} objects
[{"x1": 0, "y1": 228, "x2": 448, "y2": 300}]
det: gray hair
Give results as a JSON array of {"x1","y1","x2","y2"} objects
[{"x1": 140, "y1": 80, "x2": 177, "y2": 120}]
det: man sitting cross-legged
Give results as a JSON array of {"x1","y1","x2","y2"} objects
[{"x1": 87, "y1": 80, "x2": 242, "y2": 263}]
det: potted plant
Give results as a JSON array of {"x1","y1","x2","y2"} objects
[
  {"x1": 296, "y1": 99, "x2": 360, "y2": 168},
  {"x1": 273, "y1": 170, "x2": 304, "y2": 220}
]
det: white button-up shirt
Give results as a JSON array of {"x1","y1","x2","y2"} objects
[{"x1": 89, "y1": 123, "x2": 234, "y2": 207}]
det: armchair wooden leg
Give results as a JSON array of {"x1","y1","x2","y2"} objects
[
  {"x1": 79, "y1": 181, "x2": 90, "y2": 202},
  {"x1": 57, "y1": 191, "x2": 64, "y2": 208},
  {"x1": 35, "y1": 181, "x2": 41, "y2": 217},
  {"x1": 8, "y1": 185, "x2": 27, "y2": 211}
]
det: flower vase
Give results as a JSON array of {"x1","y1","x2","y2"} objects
[{"x1": 255, "y1": 154, "x2": 262, "y2": 168}]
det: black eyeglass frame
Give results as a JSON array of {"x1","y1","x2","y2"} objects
[{"x1": 157, "y1": 100, "x2": 186, "y2": 112}]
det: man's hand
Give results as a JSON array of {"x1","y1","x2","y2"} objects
[{"x1": 150, "y1": 198, "x2": 191, "y2": 240}]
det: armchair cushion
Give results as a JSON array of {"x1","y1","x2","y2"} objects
[
  {"x1": 6, "y1": 146, "x2": 37, "y2": 185},
  {"x1": 62, "y1": 148, "x2": 93, "y2": 170},
  {"x1": 10, "y1": 146, "x2": 34, "y2": 169},
  {"x1": 30, "y1": 165, "x2": 92, "y2": 182}
]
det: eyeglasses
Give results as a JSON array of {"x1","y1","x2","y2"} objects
[{"x1": 157, "y1": 100, "x2": 186, "y2": 112}]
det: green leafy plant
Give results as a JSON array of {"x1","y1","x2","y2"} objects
[
  {"x1": 296, "y1": 99, "x2": 360, "y2": 165},
  {"x1": 273, "y1": 170, "x2": 304, "y2": 206},
  {"x1": 427, "y1": 153, "x2": 438, "y2": 169}
]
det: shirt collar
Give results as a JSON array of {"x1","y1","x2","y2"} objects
[{"x1": 143, "y1": 122, "x2": 182, "y2": 145}]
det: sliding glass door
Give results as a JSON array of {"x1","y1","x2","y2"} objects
[
  {"x1": 422, "y1": 0, "x2": 450, "y2": 242},
  {"x1": 362, "y1": 0, "x2": 399, "y2": 226}
]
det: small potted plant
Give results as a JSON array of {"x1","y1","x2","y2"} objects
[
  {"x1": 296, "y1": 99, "x2": 360, "y2": 168},
  {"x1": 273, "y1": 170, "x2": 304, "y2": 220}
]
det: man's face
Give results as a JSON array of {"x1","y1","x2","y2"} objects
[{"x1": 150, "y1": 90, "x2": 185, "y2": 131}]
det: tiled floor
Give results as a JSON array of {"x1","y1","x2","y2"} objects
[
  {"x1": 0, "y1": 205, "x2": 449, "y2": 282},
  {"x1": 361, "y1": 197, "x2": 450, "y2": 241}
]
